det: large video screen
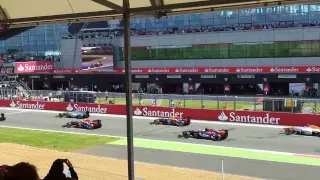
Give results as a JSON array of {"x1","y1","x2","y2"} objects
[{"x1": 81, "y1": 46, "x2": 114, "y2": 72}]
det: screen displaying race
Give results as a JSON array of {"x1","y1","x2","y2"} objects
[{"x1": 81, "y1": 46, "x2": 114, "y2": 72}]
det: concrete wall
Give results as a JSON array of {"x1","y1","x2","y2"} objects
[{"x1": 112, "y1": 27, "x2": 320, "y2": 68}]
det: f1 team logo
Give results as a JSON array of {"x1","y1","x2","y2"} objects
[{"x1": 218, "y1": 111, "x2": 228, "y2": 121}]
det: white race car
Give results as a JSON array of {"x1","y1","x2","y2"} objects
[{"x1": 281, "y1": 125, "x2": 320, "y2": 136}]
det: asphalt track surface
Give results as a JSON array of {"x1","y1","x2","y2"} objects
[{"x1": 1, "y1": 108, "x2": 320, "y2": 180}]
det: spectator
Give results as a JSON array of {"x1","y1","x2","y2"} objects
[
  {"x1": 4, "y1": 162, "x2": 40, "y2": 180},
  {"x1": 0, "y1": 165, "x2": 10, "y2": 180},
  {"x1": 43, "y1": 159, "x2": 78, "y2": 180},
  {"x1": 105, "y1": 90, "x2": 109, "y2": 102},
  {"x1": 177, "y1": 102, "x2": 182, "y2": 108},
  {"x1": 170, "y1": 99, "x2": 175, "y2": 107},
  {"x1": 48, "y1": 92, "x2": 52, "y2": 101}
]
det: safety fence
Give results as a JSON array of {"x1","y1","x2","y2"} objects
[{"x1": 0, "y1": 89, "x2": 319, "y2": 114}]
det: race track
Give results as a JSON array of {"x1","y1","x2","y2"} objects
[{"x1": 1, "y1": 108, "x2": 320, "y2": 180}]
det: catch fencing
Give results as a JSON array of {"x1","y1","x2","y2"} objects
[{"x1": 0, "y1": 89, "x2": 319, "y2": 114}]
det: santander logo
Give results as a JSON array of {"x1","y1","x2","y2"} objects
[
  {"x1": 10, "y1": 100, "x2": 45, "y2": 110},
  {"x1": 134, "y1": 107, "x2": 183, "y2": 118},
  {"x1": 17, "y1": 65, "x2": 25, "y2": 72},
  {"x1": 16, "y1": 62, "x2": 54, "y2": 72},
  {"x1": 218, "y1": 111, "x2": 280, "y2": 125},
  {"x1": 65, "y1": 103, "x2": 107, "y2": 114},
  {"x1": 218, "y1": 112, "x2": 228, "y2": 121}
]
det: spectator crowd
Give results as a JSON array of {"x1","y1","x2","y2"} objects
[
  {"x1": 0, "y1": 158, "x2": 78, "y2": 180},
  {"x1": 128, "y1": 21, "x2": 320, "y2": 36}
]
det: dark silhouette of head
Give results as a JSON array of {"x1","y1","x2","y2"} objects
[
  {"x1": 48, "y1": 159, "x2": 65, "y2": 175},
  {"x1": 4, "y1": 162, "x2": 39, "y2": 180}
]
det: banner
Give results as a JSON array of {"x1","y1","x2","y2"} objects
[
  {"x1": 9, "y1": 65, "x2": 320, "y2": 74},
  {"x1": 0, "y1": 100, "x2": 320, "y2": 126},
  {"x1": 114, "y1": 66, "x2": 320, "y2": 74},
  {"x1": 53, "y1": 68, "x2": 82, "y2": 74},
  {"x1": 15, "y1": 62, "x2": 54, "y2": 73}
]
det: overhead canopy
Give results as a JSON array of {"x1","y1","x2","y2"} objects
[{"x1": 0, "y1": 0, "x2": 318, "y2": 28}]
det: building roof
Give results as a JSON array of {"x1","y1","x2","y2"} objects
[{"x1": 0, "y1": 0, "x2": 317, "y2": 27}]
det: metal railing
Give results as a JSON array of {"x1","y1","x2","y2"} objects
[{"x1": 1, "y1": 89, "x2": 319, "y2": 114}]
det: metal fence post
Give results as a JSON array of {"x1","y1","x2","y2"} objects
[
  {"x1": 291, "y1": 98, "x2": 294, "y2": 113},
  {"x1": 253, "y1": 97, "x2": 257, "y2": 111},
  {"x1": 314, "y1": 99, "x2": 317, "y2": 114},
  {"x1": 201, "y1": 94, "x2": 203, "y2": 109},
  {"x1": 272, "y1": 98, "x2": 275, "y2": 112},
  {"x1": 233, "y1": 96, "x2": 236, "y2": 110},
  {"x1": 183, "y1": 94, "x2": 186, "y2": 108},
  {"x1": 217, "y1": 96, "x2": 220, "y2": 110}
]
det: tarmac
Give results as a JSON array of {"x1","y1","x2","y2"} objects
[{"x1": 0, "y1": 108, "x2": 320, "y2": 180}]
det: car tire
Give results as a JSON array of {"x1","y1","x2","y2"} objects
[
  {"x1": 87, "y1": 124, "x2": 93, "y2": 130},
  {"x1": 177, "y1": 121, "x2": 184, "y2": 127},
  {"x1": 284, "y1": 129, "x2": 293, "y2": 135},
  {"x1": 193, "y1": 132, "x2": 200, "y2": 139},
  {"x1": 58, "y1": 113, "x2": 63, "y2": 118},
  {"x1": 154, "y1": 120, "x2": 160, "y2": 125},
  {"x1": 66, "y1": 123, "x2": 71, "y2": 128},
  {"x1": 183, "y1": 132, "x2": 190, "y2": 138},
  {"x1": 213, "y1": 134, "x2": 221, "y2": 141}
]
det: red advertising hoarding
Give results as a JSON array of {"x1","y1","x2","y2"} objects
[
  {"x1": 1, "y1": 100, "x2": 320, "y2": 126},
  {"x1": 53, "y1": 68, "x2": 82, "y2": 74},
  {"x1": 113, "y1": 66, "x2": 320, "y2": 74},
  {"x1": 15, "y1": 62, "x2": 54, "y2": 73},
  {"x1": 7, "y1": 64, "x2": 320, "y2": 74}
]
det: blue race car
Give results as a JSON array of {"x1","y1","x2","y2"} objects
[
  {"x1": 56, "y1": 111, "x2": 90, "y2": 119},
  {"x1": 178, "y1": 128, "x2": 228, "y2": 141}
]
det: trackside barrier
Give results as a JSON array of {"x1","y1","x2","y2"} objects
[
  {"x1": 1, "y1": 89, "x2": 320, "y2": 113},
  {"x1": 0, "y1": 100, "x2": 320, "y2": 126}
]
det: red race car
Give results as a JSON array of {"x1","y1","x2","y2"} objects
[
  {"x1": 62, "y1": 119, "x2": 102, "y2": 130},
  {"x1": 178, "y1": 128, "x2": 228, "y2": 141},
  {"x1": 150, "y1": 116, "x2": 191, "y2": 126}
]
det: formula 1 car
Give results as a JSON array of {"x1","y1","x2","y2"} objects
[
  {"x1": 149, "y1": 116, "x2": 191, "y2": 126},
  {"x1": 0, "y1": 113, "x2": 5, "y2": 121},
  {"x1": 62, "y1": 119, "x2": 102, "y2": 130},
  {"x1": 56, "y1": 111, "x2": 90, "y2": 119},
  {"x1": 281, "y1": 125, "x2": 320, "y2": 137},
  {"x1": 178, "y1": 128, "x2": 228, "y2": 141}
]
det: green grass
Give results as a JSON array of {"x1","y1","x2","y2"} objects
[
  {"x1": 95, "y1": 98, "x2": 320, "y2": 112},
  {"x1": 95, "y1": 98, "x2": 257, "y2": 110},
  {"x1": 0, "y1": 127, "x2": 119, "y2": 151}
]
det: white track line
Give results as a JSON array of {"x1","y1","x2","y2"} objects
[
  {"x1": 0, "y1": 107, "x2": 284, "y2": 129},
  {"x1": 1, "y1": 124, "x2": 320, "y2": 158},
  {"x1": 6, "y1": 112, "x2": 29, "y2": 115}
]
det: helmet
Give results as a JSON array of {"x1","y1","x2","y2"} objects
[{"x1": 205, "y1": 128, "x2": 208, "y2": 131}]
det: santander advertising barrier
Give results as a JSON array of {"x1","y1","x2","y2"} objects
[{"x1": 1, "y1": 100, "x2": 320, "y2": 126}]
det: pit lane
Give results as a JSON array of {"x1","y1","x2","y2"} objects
[{"x1": 1, "y1": 108, "x2": 319, "y2": 155}]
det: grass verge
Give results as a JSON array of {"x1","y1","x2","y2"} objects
[
  {"x1": 0, "y1": 127, "x2": 119, "y2": 151},
  {"x1": 95, "y1": 98, "x2": 256, "y2": 110}
]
